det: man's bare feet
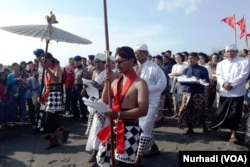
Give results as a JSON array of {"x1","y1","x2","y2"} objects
[{"x1": 229, "y1": 130, "x2": 238, "y2": 142}]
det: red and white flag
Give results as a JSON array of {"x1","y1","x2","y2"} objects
[
  {"x1": 236, "y1": 17, "x2": 246, "y2": 39},
  {"x1": 221, "y1": 15, "x2": 235, "y2": 29}
]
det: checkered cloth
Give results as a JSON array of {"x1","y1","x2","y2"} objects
[
  {"x1": 85, "y1": 111, "x2": 107, "y2": 151},
  {"x1": 36, "y1": 91, "x2": 62, "y2": 133},
  {"x1": 97, "y1": 125, "x2": 141, "y2": 166},
  {"x1": 85, "y1": 113, "x2": 94, "y2": 136},
  {"x1": 44, "y1": 92, "x2": 62, "y2": 112},
  {"x1": 137, "y1": 136, "x2": 154, "y2": 156}
]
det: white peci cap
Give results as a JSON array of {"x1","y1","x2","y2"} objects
[
  {"x1": 95, "y1": 53, "x2": 106, "y2": 61},
  {"x1": 134, "y1": 43, "x2": 148, "y2": 52},
  {"x1": 225, "y1": 44, "x2": 238, "y2": 51}
]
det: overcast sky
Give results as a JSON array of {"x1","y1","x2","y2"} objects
[{"x1": 0, "y1": 0, "x2": 249, "y2": 66}]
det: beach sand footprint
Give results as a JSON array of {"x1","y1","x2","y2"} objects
[{"x1": 48, "y1": 160, "x2": 57, "y2": 164}]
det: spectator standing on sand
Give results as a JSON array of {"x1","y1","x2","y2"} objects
[{"x1": 210, "y1": 44, "x2": 250, "y2": 142}]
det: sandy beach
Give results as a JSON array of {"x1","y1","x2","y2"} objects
[{"x1": 0, "y1": 111, "x2": 249, "y2": 167}]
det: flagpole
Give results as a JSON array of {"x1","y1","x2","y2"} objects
[
  {"x1": 244, "y1": 17, "x2": 249, "y2": 49},
  {"x1": 234, "y1": 14, "x2": 237, "y2": 46},
  {"x1": 103, "y1": 0, "x2": 115, "y2": 167}
]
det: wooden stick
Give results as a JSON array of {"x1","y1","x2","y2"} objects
[{"x1": 103, "y1": 0, "x2": 115, "y2": 166}]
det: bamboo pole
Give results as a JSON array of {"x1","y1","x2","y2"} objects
[
  {"x1": 244, "y1": 17, "x2": 249, "y2": 49},
  {"x1": 103, "y1": 0, "x2": 115, "y2": 166},
  {"x1": 39, "y1": 39, "x2": 49, "y2": 100},
  {"x1": 233, "y1": 14, "x2": 237, "y2": 46}
]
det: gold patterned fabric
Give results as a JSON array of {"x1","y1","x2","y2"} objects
[{"x1": 177, "y1": 92, "x2": 205, "y2": 129}]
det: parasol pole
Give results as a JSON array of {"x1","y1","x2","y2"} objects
[
  {"x1": 103, "y1": 0, "x2": 115, "y2": 167},
  {"x1": 39, "y1": 38, "x2": 50, "y2": 100},
  {"x1": 45, "y1": 39, "x2": 49, "y2": 54},
  {"x1": 39, "y1": 12, "x2": 52, "y2": 99},
  {"x1": 39, "y1": 12, "x2": 54, "y2": 99}
]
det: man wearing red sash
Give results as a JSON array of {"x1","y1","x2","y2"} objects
[
  {"x1": 41, "y1": 53, "x2": 69, "y2": 149},
  {"x1": 97, "y1": 46, "x2": 149, "y2": 167}
]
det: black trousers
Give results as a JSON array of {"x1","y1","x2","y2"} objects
[
  {"x1": 44, "y1": 112, "x2": 60, "y2": 135},
  {"x1": 65, "y1": 88, "x2": 73, "y2": 111},
  {"x1": 71, "y1": 84, "x2": 88, "y2": 118},
  {"x1": 26, "y1": 98, "x2": 36, "y2": 125}
]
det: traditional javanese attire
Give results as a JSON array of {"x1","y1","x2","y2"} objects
[
  {"x1": 85, "y1": 69, "x2": 107, "y2": 152},
  {"x1": 177, "y1": 64, "x2": 210, "y2": 129},
  {"x1": 135, "y1": 60, "x2": 167, "y2": 157},
  {"x1": 97, "y1": 70, "x2": 141, "y2": 167},
  {"x1": 169, "y1": 63, "x2": 188, "y2": 113},
  {"x1": 39, "y1": 64, "x2": 64, "y2": 139},
  {"x1": 210, "y1": 56, "x2": 250, "y2": 131}
]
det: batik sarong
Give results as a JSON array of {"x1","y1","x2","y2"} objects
[
  {"x1": 155, "y1": 95, "x2": 165, "y2": 122},
  {"x1": 177, "y1": 92, "x2": 205, "y2": 129}
]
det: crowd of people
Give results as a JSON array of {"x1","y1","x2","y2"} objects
[{"x1": 0, "y1": 43, "x2": 249, "y2": 167}]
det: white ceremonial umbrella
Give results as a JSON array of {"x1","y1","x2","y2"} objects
[
  {"x1": 0, "y1": 11, "x2": 92, "y2": 98},
  {"x1": 0, "y1": 11, "x2": 92, "y2": 53}
]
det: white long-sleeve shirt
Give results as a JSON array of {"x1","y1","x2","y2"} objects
[
  {"x1": 216, "y1": 56, "x2": 250, "y2": 97},
  {"x1": 170, "y1": 63, "x2": 188, "y2": 76},
  {"x1": 135, "y1": 60, "x2": 167, "y2": 107}
]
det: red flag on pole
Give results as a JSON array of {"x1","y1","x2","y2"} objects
[
  {"x1": 237, "y1": 17, "x2": 246, "y2": 39},
  {"x1": 221, "y1": 15, "x2": 235, "y2": 29}
]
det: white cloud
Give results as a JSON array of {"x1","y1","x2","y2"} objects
[{"x1": 156, "y1": 0, "x2": 204, "y2": 15}]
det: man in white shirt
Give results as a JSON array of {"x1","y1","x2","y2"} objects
[
  {"x1": 134, "y1": 44, "x2": 167, "y2": 166},
  {"x1": 210, "y1": 44, "x2": 250, "y2": 142}
]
